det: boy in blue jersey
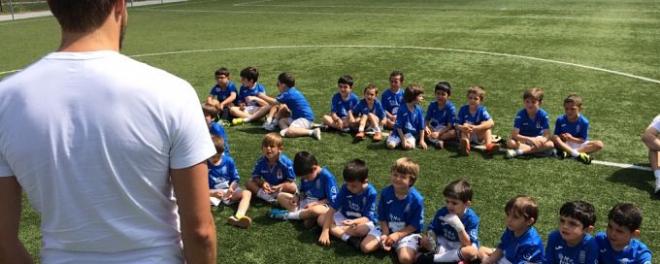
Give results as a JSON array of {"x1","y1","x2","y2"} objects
[
  {"x1": 207, "y1": 136, "x2": 253, "y2": 229},
  {"x1": 230, "y1": 66, "x2": 272, "y2": 125},
  {"x1": 353, "y1": 84, "x2": 385, "y2": 142},
  {"x1": 205, "y1": 67, "x2": 237, "y2": 121},
  {"x1": 386, "y1": 85, "x2": 428, "y2": 150},
  {"x1": 544, "y1": 200, "x2": 598, "y2": 264},
  {"x1": 382, "y1": 70, "x2": 405, "y2": 130},
  {"x1": 505, "y1": 88, "x2": 555, "y2": 159},
  {"x1": 245, "y1": 133, "x2": 298, "y2": 204},
  {"x1": 361, "y1": 158, "x2": 425, "y2": 264},
  {"x1": 203, "y1": 105, "x2": 230, "y2": 153},
  {"x1": 258, "y1": 72, "x2": 322, "y2": 140},
  {"x1": 424, "y1": 81, "x2": 457, "y2": 149},
  {"x1": 318, "y1": 159, "x2": 378, "y2": 249},
  {"x1": 596, "y1": 203, "x2": 652, "y2": 264},
  {"x1": 417, "y1": 179, "x2": 480, "y2": 263},
  {"x1": 456, "y1": 86, "x2": 498, "y2": 156},
  {"x1": 270, "y1": 151, "x2": 338, "y2": 227},
  {"x1": 322, "y1": 75, "x2": 359, "y2": 132},
  {"x1": 552, "y1": 94, "x2": 604, "y2": 164},
  {"x1": 480, "y1": 195, "x2": 544, "y2": 264}
]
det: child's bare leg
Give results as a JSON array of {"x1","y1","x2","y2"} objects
[
  {"x1": 480, "y1": 128, "x2": 493, "y2": 146},
  {"x1": 397, "y1": 247, "x2": 417, "y2": 264},
  {"x1": 439, "y1": 129, "x2": 456, "y2": 141},
  {"x1": 245, "y1": 179, "x2": 261, "y2": 194},
  {"x1": 245, "y1": 105, "x2": 272, "y2": 122},
  {"x1": 345, "y1": 224, "x2": 371, "y2": 237},
  {"x1": 230, "y1": 106, "x2": 250, "y2": 118},
  {"x1": 276, "y1": 192, "x2": 298, "y2": 212},
  {"x1": 278, "y1": 181, "x2": 298, "y2": 194},
  {"x1": 358, "y1": 115, "x2": 368, "y2": 132},
  {"x1": 478, "y1": 246, "x2": 495, "y2": 261},
  {"x1": 322, "y1": 115, "x2": 336, "y2": 128},
  {"x1": 360, "y1": 235, "x2": 381, "y2": 253},
  {"x1": 368, "y1": 114, "x2": 380, "y2": 131},
  {"x1": 578, "y1": 140, "x2": 604, "y2": 154},
  {"x1": 284, "y1": 127, "x2": 315, "y2": 138},
  {"x1": 650, "y1": 150, "x2": 659, "y2": 171},
  {"x1": 232, "y1": 190, "x2": 251, "y2": 218},
  {"x1": 551, "y1": 135, "x2": 573, "y2": 153},
  {"x1": 299, "y1": 204, "x2": 329, "y2": 220},
  {"x1": 460, "y1": 245, "x2": 480, "y2": 261},
  {"x1": 384, "y1": 118, "x2": 395, "y2": 130}
]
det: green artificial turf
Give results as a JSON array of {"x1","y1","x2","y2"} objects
[{"x1": 1, "y1": 0, "x2": 659, "y2": 263}]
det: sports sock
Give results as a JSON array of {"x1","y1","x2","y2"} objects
[
  {"x1": 654, "y1": 170, "x2": 660, "y2": 179},
  {"x1": 515, "y1": 149, "x2": 523, "y2": 156},
  {"x1": 433, "y1": 249, "x2": 461, "y2": 262},
  {"x1": 235, "y1": 212, "x2": 245, "y2": 219},
  {"x1": 287, "y1": 210, "x2": 302, "y2": 220},
  {"x1": 244, "y1": 116, "x2": 252, "y2": 122},
  {"x1": 307, "y1": 130, "x2": 314, "y2": 136},
  {"x1": 570, "y1": 150, "x2": 579, "y2": 157},
  {"x1": 654, "y1": 170, "x2": 660, "y2": 191},
  {"x1": 266, "y1": 116, "x2": 273, "y2": 124},
  {"x1": 341, "y1": 234, "x2": 351, "y2": 241}
]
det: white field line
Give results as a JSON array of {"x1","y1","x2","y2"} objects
[
  {"x1": 135, "y1": 7, "x2": 660, "y2": 23},
  {"x1": 0, "y1": 44, "x2": 657, "y2": 172},
  {"x1": 233, "y1": 0, "x2": 272, "y2": 7}
]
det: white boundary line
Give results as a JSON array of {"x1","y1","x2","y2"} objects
[
  {"x1": 0, "y1": 44, "x2": 656, "y2": 172},
  {"x1": 233, "y1": 0, "x2": 272, "y2": 7}
]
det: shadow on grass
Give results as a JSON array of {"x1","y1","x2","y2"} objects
[
  {"x1": 235, "y1": 126, "x2": 270, "y2": 135},
  {"x1": 606, "y1": 166, "x2": 658, "y2": 199}
]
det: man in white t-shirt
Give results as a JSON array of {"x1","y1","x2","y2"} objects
[
  {"x1": 642, "y1": 114, "x2": 660, "y2": 195},
  {"x1": 0, "y1": 0, "x2": 217, "y2": 263}
]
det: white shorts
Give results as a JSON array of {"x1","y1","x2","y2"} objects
[
  {"x1": 245, "y1": 105, "x2": 260, "y2": 115},
  {"x1": 429, "y1": 124, "x2": 448, "y2": 133},
  {"x1": 387, "y1": 133, "x2": 416, "y2": 148},
  {"x1": 367, "y1": 226, "x2": 421, "y2": 251},
  {"x1": 209, "y1": 186, "x2": 243, "y2": 206},
  {"x1": 288, "y1": 117, "x2": 313, "y2": 129},
  {"x1": 333, "y1": 211, "x2": 376, "y2": 230},
  {"x1": 433, "y1": 236, "x2": 478, "y2": 254},
  {"x1": 297, "y1": 196, "x2": 325, "y2": 210},
  {"x1": 567, "y1": 141, "x2": 590, "y2": 151},
  {"x1": 458, "y1": 130, "x2": 484, "y2": 144}
]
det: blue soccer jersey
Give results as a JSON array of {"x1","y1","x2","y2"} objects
[
  {"x1": 251, "y1": 153, "x2": 296, "y2": 186},
  {"x1": 236, "y1": 82, "x2": 266, "y2": 106},
  {"x1": 300, "y1": 167, "x2": 338, "y2": 204},
  {"x1": 595, "y1": 232, "x2": 652, "y2": 264},
  {"x1": 330, "y1": 92, "x2": 359, "y2": 118},
  {"x1": 543, "y1": 230, "x2": 597, "y2": 264},
  {"x1": 209, "y1": 121, "x2": 230, "y2": 153},
  {"x1": 381, "y1": 88, "x2": 404, "y2": 115},
  {"x1": 554, "y1": 114, "x2": 590, "y2": 140},
  {"x1": 331, "y1": 183, "x2": 378, "y2": 222},
  {"x1": 428, "y1": 207, "x2": 480, "y2": 246},
  {"x1": 425, "y1": 101, "x2": 457, "y2": 129},
  {"x1": 514, "y1": 108, "x2": 550, "y2": 137},
  {"x1": 393, "y1": 104, "x2": 425, "y2": 139},
  {"x1": 208, "y1": 154, "x2": 239, "y2": 190},
  {"x1": 353, "y1": 99, "x2": 385, "y2": 120},
  {"x1": 377, "y1": 185, "x2": 424, "y2": 233},
  {"x1": 457, "y1": 104, "x2": 492, "y2": 126},
  {"x1": 276, "y1": 87, "x2": 315, "y2": 121},
  {"x1": 208, "y1": 81, "x2": 238, "y2": 103},
  {"x1": 498, "y1": 227, "x2": 544, "y2": 264}
]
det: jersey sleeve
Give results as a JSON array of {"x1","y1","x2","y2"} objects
[
  {"x1": 331, "y1": 186, "x2": 345, "y2": 210},
  {"x1": 428, "y1": 211, "x2": 439, "y2": 232},
  {"x1": 208, "y1": 85, "x2": 217, "y2": 96},
  {"x1": 381, "y1": 92, "x2": 391, "y2": 113},
  {"x1": 481, "y1": 107, "x2": 492, "y2": 121},
  {"x1": 651, "y1": 114, "x2": 660, "y2": 131},
  {"x1": 579, "y1": 118, "x2": 590, "y2": 140},
  {"x1": 406, "y1": 197, "x2": 424, "y2": 232},
  {"x1": 227, "y1": 158, "x2": 240, "y2": 184},
  {"x1": 361, "y1": 188, "x2": 378, "y2": 222},
  {"x1": 516, "y1": 243, "x2": 544, "y2": 264},
  {"x1": 377, "y1": 192, "x2": 387, "y2": 222},
  {"x1": 276, "y1": 91, "x2": 289, "y2": 104},
  {"x1": 425, "y1": 104, "x2": 433, "y2": 122},
  {"x1": 514, "y1": 110, "x2": 523, "y2": 129},
  {"x1": 251, "y1": 159, "x2": 262, "y2": 179},
  {"x1": 330, "y1": 94, "x2": 340, "y2": 113},
  {"x1": 416, "y1": 108, "x2": 425, "y2": 133},
  {"x1": 543, "y1": 232, "x2": 558, "y2": 264},
  {"x1": 553, "y1": 117, "x2": 562, "y2": 136},
  {"x1": 283, "y1": 161, "x2": 296, "y2": 182},
  {"x1": 394, "y1": 107, "x2": 406, "y2": 130},
  {"x1": 465, "y1": 215, "x2": 479, "y2": 244},
  {"x1": 448, "y1": 104, "x2": 457, "y2": 126},
  {"x1": 169, "y1": 83, "x2": 216, "y2": 169},
  {"x1": 457, "y1": 107, "x2": 466, "y2": 125},
  {"x1": 540, "y1": 112, "x2": 550, "y2": 130},
  {"x1": 375, "y1": 102, "x2": 385, "y2": 120},
  {"x1": 324, "y1": 173, "x2": 338, "y2": 205}
]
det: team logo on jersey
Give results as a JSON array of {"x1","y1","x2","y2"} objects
[
  {"x1": 578, "y1": 250, "x2": 586, "y2": 263},
  {"x1": 555, "y1": 245, "x2": 563, "y2": 250},
  {"x1": 386, "y1": 200, "x2": 394, "y2": 205},
  {"x1": 276, "y1": 169, "x2": 283, "y2": 180},
  {"x1": 618, "y1": 258, "x2": 633, "y2": 264}
]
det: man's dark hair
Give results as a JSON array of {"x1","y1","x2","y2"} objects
[
  {"x1": 560, "y1": 200, "x2": 596, "y2": 228},
  {"x1": 293, "y1": 151, "x2": 318, "y2": 176},
  {"x1": 48, "y1": 0, "x2": 118, "y2": 33},
  {"x1": 240, "y1": 67, "x2": 259, "y2": 82},
  {"x1": 343, "y1": 159, "x2": 368, "y2": 182},
  {"x1": 278, "y1": 72, "x2": 295, "y2": 88},
  {"x1": 338, "y1": 75, "x2": 354, "y2": 87},
  {"x1": 608, "y1": 203, "x2": 642, "y2": 231}
]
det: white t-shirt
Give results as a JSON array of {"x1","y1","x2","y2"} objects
[
  {"x1": 650, "y1": 114, "x2": 660, "y2": 132},
  {"x1": 0, "y1": 51, "x2": 215, "y2": 263}
]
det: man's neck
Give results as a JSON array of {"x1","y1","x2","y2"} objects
[{"x1": 58, "y1": 29, "x2": 120, "y2": 52}]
